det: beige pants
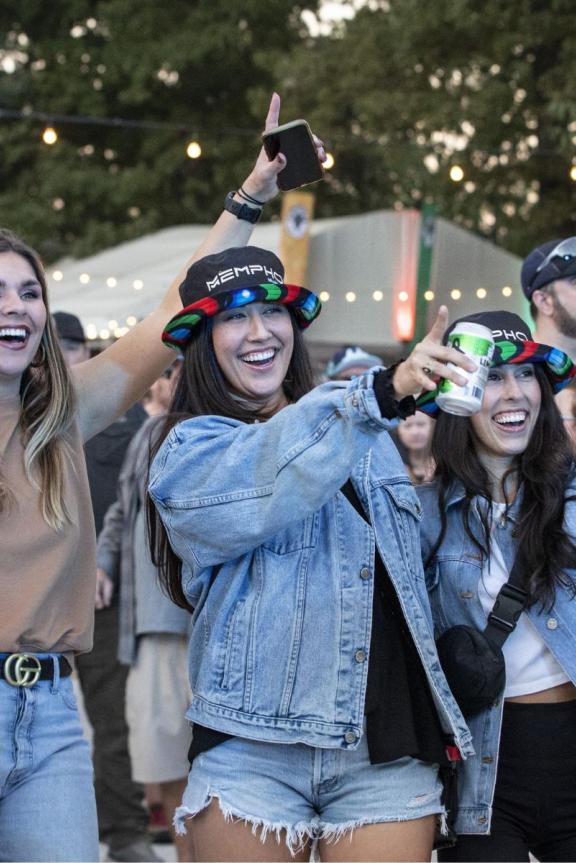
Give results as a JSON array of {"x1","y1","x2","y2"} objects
[{"x1": 125, "y1": 633, "x2": 192, "y2": 784}]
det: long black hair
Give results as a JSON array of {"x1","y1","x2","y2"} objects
[
  {"x1": 147, "y1": 310, "x2": 315, "y2": 609},
  {"x1": 428, "y1": 365, "x2": 576, "y2": 608}
]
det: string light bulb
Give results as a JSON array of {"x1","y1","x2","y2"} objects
[
  {"x1": 42, "y1": 126, "x2": 58, "y2": 145},
  {"x1": 449, "y1": 165, "x2": 464, "y2": 182},
  {"x1": 570, "y1": 166, "x2": 576, "y2": 182},
  {"x1": 186, "y1": 140, "x2": 202, "y2": 159}
]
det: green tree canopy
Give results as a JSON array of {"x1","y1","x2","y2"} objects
[
  {"x1": 0, "y1": 0, "x2": 319, "y2": 260},
  {"x1": 281, "y1": 0, "x2": 576, "y2": 255},
  {"x1": 1, "y1": 0, "x2": 574, "y2": 260}
]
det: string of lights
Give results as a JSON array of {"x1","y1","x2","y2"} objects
[
  {"x1": 0, "y1": 106, "x2": 258, "y2": 135},
  {"x1": 2, "y1": 105, "x2": 574, "y2": 179},
  {"x1": 0, "y1": 105, "x2": 337, "y2": 165}
]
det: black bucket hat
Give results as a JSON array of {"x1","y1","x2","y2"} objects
[
  {"x1": 162, "y1": 246, "x2": 321, "y2": 351},
  {"x1": 417, "y1": 310, "x2": 576, "y2": 415}
]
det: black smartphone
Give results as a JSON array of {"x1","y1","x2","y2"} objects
[{"x1": 262, "y1": 119, "x2": 325, "y2": 191}]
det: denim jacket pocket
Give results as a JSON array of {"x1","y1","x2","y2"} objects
[
  {"x1": 262, "y1": 512, "x2": 319, "y2": 555},
  {"x1": 377, "y1": 478, "x2": 423, "y2": 521},
  {"x1": 376, "y1": 479, "x2": 424, "y2": 577},
  {"x1": 219, "y1": 599, "x2": 247, "y2": 692},
  {"x1": 432, "y1": 556, "x2": 484, "y2": 633}
]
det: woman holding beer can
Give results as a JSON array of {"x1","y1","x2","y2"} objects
[{"x1": 417, "y1": 310, "x2": 576, "y2": 862}]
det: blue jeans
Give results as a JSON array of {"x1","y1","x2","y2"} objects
[{"x1": 0, "y1": 656, "x2": 99, "y2": 862}]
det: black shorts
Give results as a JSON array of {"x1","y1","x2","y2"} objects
[{"x1": 439, "y1": 698, "x2": 576, "y2": 862}]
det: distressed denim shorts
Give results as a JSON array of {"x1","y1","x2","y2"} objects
[{"x1": 175, "y1": 729, "x2": 444, "y2": 854}]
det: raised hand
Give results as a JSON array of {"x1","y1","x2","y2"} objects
[
  {"x1": 392, "y1": 306, "x2": 477, "y2": 399},
  {"x1": 242, "y1": 93, "x2": 326, "y2": 203}
]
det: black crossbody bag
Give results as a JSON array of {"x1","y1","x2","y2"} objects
[{"x1": 435, "y1": 556, "x2": 529, "y2": 718}]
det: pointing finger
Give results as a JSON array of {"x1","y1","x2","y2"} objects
[
  {"x1": 426, "y1": 305, "x2": 449, "y2": 343},
  {"x1": 264, "y1": 92, "x2": 281, "y2": 131}
]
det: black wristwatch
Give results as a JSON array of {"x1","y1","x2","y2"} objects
[{"x1": 224, "y1": 191, "x2": 262, "y2": 224}]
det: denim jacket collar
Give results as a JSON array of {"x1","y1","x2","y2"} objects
[{"x1": 443, "y1": 480, "x2": 521, "y2": 524}]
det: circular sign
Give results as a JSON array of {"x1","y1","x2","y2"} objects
[{"x1": 286, "y1": 204, "x2": 310, "y2": 239}]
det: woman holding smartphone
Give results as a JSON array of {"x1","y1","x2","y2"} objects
[
  {"x1": 148, "y1": 259, "x2": 476, "y2": 862},
  {"x1": 418, "y1": 310, "x2": 576, "y2": 862}
]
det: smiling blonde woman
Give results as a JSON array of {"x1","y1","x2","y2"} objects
[{"x1": 0, "y1": 93, "x2": 289, "y2": 862}]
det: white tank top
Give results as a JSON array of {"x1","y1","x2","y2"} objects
[{"x1": 478, "y1": 502, "x2": 569, "y2": 698}]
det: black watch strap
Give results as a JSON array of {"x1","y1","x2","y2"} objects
[{"x1": 224, "y1": 191, "x2": 262, "y2": 224}]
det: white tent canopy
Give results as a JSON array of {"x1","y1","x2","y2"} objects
[{"x1": 49, "y1": 211, "x2": 523, "y2": 349}]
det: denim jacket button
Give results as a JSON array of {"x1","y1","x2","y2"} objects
[
  {"x1": 354, "y1": 649, "x2": 367, "y2": 663},
  {"x1": 360, "y1": 567, "x2": 371, "y2": 580},
  {"x1": 546, "y1": 618, "x2": 558, "y2": 630},
  {"x1": 344, "y1": 730, "x2": 358, "y2": 744}
]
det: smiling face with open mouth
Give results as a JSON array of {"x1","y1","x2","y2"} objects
[
  {"x1": 212, "y1": 301, "x2": 294, "y2": 416},
  {"x1": 0, "y1": 251, "x2": 47, "y2": 392},
  {"x1": 469, "y1": 363, "x2": 542, "y2": 465}
]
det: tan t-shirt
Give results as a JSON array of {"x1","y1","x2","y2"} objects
[{"x1": 0, "y1": 395, "x2": 96, "y2": 654}]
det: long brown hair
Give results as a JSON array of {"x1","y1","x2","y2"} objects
[
  {"x1": 148, "y1": 311, "x2": 315, "y2": 609},
  {"x1": 0, "y1": 230, "x2": 76, "y2": 528},
  {"x1": 428, "y1": 366, "x2": 576, "y2": 608}
]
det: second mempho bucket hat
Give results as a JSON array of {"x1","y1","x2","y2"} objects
[{"x1": 417, "y1": 309, "x2": 576, "y2": 415}]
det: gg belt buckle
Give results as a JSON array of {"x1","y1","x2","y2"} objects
[{"x1": 4, "y1": 653, "x2": 42, "y2": 687}]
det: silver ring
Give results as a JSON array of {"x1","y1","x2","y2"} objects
[{"x1": 422, "y1": 366, "x2": 432, "y2": 376}]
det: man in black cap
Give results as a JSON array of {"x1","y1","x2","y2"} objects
[
  {"x1": 53, "y1": 312, "x2": 158, "y2": 863},
  {"x1": 521, "y1": 237, "x2": 576, "y2": 358},
  {"x1": 521, "y1": 237, "x2": 576, "y2": 444}
]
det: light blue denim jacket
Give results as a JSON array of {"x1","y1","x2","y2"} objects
[
  {"x1": 148, "y1": 371, "x2": 473, "y2": 756},
  {"x1": 418, "y1": 480, "x2": 576, "y2": 835}
]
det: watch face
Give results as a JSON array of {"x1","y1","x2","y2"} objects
[{"x1": 286, "y1": 204, "x2": 310, "y2": 239}]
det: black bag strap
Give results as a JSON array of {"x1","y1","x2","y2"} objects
[{"x1": 483, "y1": 552, "x2": 529, "y2": 649}]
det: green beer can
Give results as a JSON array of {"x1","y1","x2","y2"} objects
[{"x1": 437, "y1": 322, "x2": 495, "y2": 416}]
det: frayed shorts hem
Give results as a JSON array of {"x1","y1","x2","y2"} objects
[
  {"x1": 177, "y1": 733, "x2": 446, "y2": 854},
  {"x1": 175, "y1": 792, "x2": 445, "y2": 856}
]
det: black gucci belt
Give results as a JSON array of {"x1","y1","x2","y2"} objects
[{"x1": 0, "y1": 653, "x2": 72, "y2": 687}]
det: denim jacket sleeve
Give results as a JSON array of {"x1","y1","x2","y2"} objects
[{"x1": 148, "y1": 372, "x2": 397, "y2": 568}]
